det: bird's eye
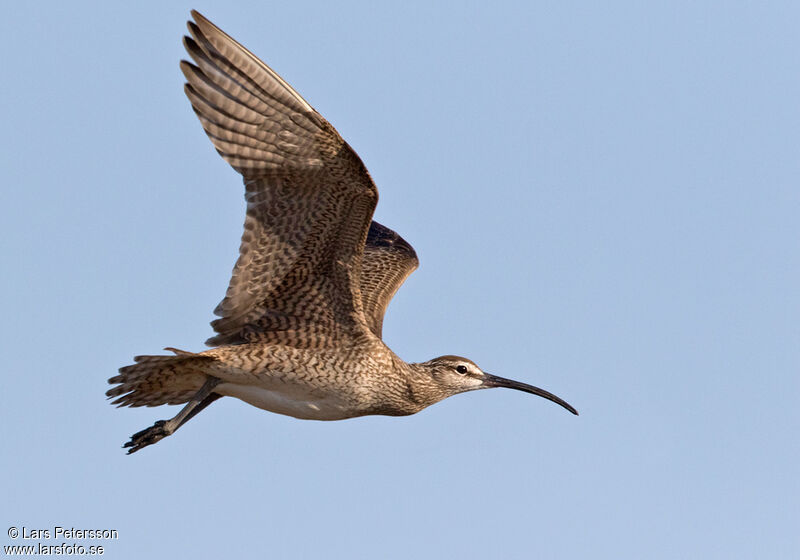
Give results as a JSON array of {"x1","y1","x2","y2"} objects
[{"x1": 456, "y1": 365, "x2": 468, "y2": 374}]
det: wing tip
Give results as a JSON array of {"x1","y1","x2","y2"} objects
[
  {"x1": 367, "y1": 221, "x2": 418, "y2": 260},
  {"x1": 189, "y1": 9, "x2": 211, "y2": 28}
]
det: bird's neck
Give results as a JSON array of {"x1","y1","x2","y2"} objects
[{"x1": 386, "y1": 358, "x2": 446, "y2": 413}]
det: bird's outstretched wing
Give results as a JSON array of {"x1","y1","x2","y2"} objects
[
  {"x1": 361, "y1": 222, "x2": 419, "y2": 339},
  {"x1": 182, "y1": 11, "x2": 378, "y2": 348}
]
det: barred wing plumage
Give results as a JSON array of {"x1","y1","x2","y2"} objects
[
  {"x1": 361, "y1": 222, "x2": 419, "y2": 339},
  {"x1": 182, "y1": 11, "x2": 416, "y2": 348}
]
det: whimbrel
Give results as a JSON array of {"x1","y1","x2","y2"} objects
[{"x1": 108, "y1": 11, "x2": 578, "y2": 454}]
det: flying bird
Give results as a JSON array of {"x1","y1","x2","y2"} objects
[{"x1": 108, "y1": 10, "x2": 578, "y2": 453}]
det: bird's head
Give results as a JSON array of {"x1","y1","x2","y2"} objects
[{"x1": 416, "y1": 355, "x2": 578, "y2": 415}]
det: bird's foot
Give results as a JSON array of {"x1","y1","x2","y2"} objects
[{"x1": 123, "y1": 420, "x2": 173, "y2": 454}]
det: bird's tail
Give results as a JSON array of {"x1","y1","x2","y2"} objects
[{"x1": 107, "y1": 348, "x2": 218, "y2": 407}]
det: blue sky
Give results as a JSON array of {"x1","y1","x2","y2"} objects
[{"x1": 2, "y1": 1, "x2": 798, "y2": 558}]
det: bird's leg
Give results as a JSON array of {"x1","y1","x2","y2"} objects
[{"x1": 124, "y1": 376, "x2": 222, "y2": 454}]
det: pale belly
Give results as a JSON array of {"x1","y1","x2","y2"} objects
[{"x1": 215, "y1": 382, "x2": 360, "y2": 421}]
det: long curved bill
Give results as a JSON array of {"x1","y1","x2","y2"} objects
[{"x1": 483, "y1": 373, "x2": 578, "y2": 415}]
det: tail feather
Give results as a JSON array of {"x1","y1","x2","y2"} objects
[{"x1": 108, "y1": 348, "x2": 217, "y2": 407}]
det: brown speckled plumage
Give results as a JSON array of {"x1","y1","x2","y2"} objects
[{"x1": 108, "y1": 11, "x2": 577, "y2": 454}]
